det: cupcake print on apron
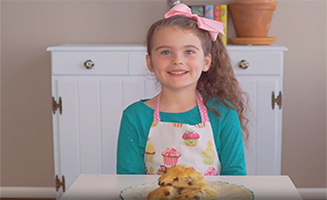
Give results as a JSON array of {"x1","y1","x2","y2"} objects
[
  {"x1": 145, "y1": 141, "x2": 156, "y2": 163},
  {"x1": 161, "y1": 147, "x2": 181, "y2": 166},
  {"x1": 182, "y1": 129, "x2": 200, "y2": 147}
]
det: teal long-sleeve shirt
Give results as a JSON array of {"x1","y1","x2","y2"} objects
[{"x1": 116, "y1": 97, "x2": 246, "y2": 175}]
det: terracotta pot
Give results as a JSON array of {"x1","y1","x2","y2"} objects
[{"x1": 228, "y1": 0, "x2": 277, "y2": 38}]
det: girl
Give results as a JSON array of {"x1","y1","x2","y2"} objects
[{"x1": 117, "y1": 3, "x2": 248, "y2": 176}]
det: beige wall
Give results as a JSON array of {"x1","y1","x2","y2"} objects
[{"x1": 1, "y1": 0, "x2": 326, "y2": 188}]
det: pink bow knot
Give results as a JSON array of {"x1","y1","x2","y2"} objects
[{"x1": 164, "y1": 3, "x2": 225, "y2": 41}]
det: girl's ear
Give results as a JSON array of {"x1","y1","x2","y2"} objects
[
  {"x1": 146, "y1": 54, "x2": 154, "y2": 72},
  {"x1": 203, "y1": 53, "x2": 212, "y2": 72}
]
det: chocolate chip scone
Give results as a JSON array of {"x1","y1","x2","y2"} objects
[
  {"x1": 172, "y1": 185, "x2": 219, "y2": 200},
  {"x1": 158, "y1": 164, "x2": 205, "y2": 188},
  {"x1": 147, "y1": 185, "x2": 182, "y2": 200}
]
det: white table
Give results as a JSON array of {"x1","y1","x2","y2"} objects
[{"x1": 59, "y1": 174, "x2": 303, "y2": 200}]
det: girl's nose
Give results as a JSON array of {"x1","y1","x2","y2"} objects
[{"x1": 172, "y1": 54, "x2": 183, "y2": 65}]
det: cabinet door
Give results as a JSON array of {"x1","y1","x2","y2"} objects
[
  {"x1": 52, "y1": 76, "x2": 159, "y2": 193},
  {"x1": 237, "y1": 76, "x2": 282, "y2": 175}
]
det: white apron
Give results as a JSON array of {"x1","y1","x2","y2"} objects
[{"x1": 144, "y1": 91, "x2": 221, "y2": 176}]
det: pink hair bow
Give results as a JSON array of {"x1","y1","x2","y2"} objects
[{"x1": 164, "y1": 3, "x2": 225, "y2": 41}]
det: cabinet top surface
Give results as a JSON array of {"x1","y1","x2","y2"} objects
[{"x1": 47, "y1": 44, "x2": 288, "y2": 52}]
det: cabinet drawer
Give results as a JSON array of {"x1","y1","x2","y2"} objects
[
  {"x1": 229, "y1": 51, "x2": 283, "y2": 75},
  {"x1": 51, "y1": 52, "x2": 129, "y2": 75}
]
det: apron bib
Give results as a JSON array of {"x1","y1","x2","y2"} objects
[{"x1": 144, "y1": 91, "x2": 221, "y2": 176}]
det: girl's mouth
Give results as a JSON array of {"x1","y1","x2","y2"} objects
[{"x1": 168, "y1": 70, "x2": 188, "y2": 75}]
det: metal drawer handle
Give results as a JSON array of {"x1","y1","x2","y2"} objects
[
  {"x1": 239, "y1": 59, "x2": 249, "y2": 69},
  {"x1": 84, "y1": 59, "x2": 94, "y2": 69}
]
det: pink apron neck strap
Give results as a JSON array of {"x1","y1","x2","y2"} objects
[
  {"x1": 196, "y1": 91, "x2": 210, "y2": 123},
  {"x1": 153, "y1": 93, "x2": 161, "y2": 122},
  {"x1": 153, "y1": 91, "x2": 209, "y2": 123}
]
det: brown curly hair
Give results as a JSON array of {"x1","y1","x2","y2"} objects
[{"x1": 146, "y1": 16, "x2": 249, "y2": 145}]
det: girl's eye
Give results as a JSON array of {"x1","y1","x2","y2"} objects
[
  {"x1": 161, "y1": 50, "x2": 171, "y2": 55},
  {"x1": 185, "y1": 50, "x2": 195, "y2": 55}
]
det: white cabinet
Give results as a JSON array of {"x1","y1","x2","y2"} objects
[
  {"x1": 227, "y1": 45, "x2": 287, "y2": 176},
  {"x1": 47, "y1": 44, "x2": 287, "y2": 198}
]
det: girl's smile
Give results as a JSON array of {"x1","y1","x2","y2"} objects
[{"x1": 168, "y1": 69, "x2": 188, "y2": 76}]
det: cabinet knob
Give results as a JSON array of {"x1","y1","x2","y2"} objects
[
  {"x1": 84, "y1": 59, "x2": 94, "y2": 69},
  {"x1": 239, "y1": 60, "x2": 249, "y2": 69}
]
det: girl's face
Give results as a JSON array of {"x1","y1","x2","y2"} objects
[{"x1": 146, "y1": 26, "x2": 211, "y2": 92}]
